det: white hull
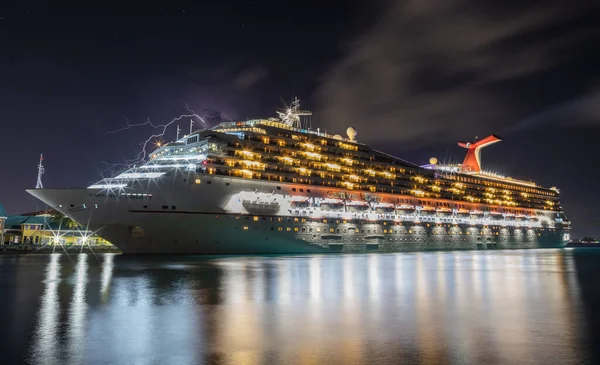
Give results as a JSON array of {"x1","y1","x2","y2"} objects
[{"x1": 27, "y1": 174, "x2": 569, "y2": 254}]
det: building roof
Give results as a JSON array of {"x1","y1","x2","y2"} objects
[
  {"x1": 3, "y1": 215, "x2": 85, "y2": 231},
  {"x1": 0, "y1": 203, "x2": 7, "y2": 218}
]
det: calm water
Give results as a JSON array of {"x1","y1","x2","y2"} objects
[{"x1": 1, "y1": 249, "x2": 599, "y2": 365}]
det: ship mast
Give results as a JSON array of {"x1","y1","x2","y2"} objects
[
  {"x1": 36, "y1": 153, "x2": 45, "y2": 189},
  {"x1": 277, "y1": 97, "x2": 312, "y2": 129}
]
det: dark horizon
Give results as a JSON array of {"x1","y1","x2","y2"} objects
[{"x1": 1, "y1": 0, "x2": 599, "y2": 237}]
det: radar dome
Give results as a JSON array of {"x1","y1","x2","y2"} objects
[
  {"x1": 429, "y1": 157, "x2": 438, "y2": 165},
  {"x1": 333, "y1": 134, "x2": 343, "y2": 140},
  {"x1": 346, "y1": 127, "x2": 357, "y2": 140}
]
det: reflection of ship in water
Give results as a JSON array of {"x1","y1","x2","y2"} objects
[{"x1": 242, "y1": 199, "x2": 280, "y2": 215}]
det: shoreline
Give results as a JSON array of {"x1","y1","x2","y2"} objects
[{"x1": 0, "y1": 245, "x2": 122, "y2": 255}]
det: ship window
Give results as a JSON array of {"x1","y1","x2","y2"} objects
[
  {"x1": 307, "y1": 189, "x2": 311, "y2": 193},
  {"x1": 317, "y1": 228, "x2": 321, "y2": 232},
  {"x1": 336, "y1": 229, "x2": 340, "y2": 233},
  {"x1": 292, "y1": 188, "x2": 296, "y2": 192},
  {"x1": 294, "y1": 227, "x2": 299, "y2": 232},
  {"x1": 302, "y1": 228, "x2": 306, "y2": 232},
  {"x1": 70, "y1": 204, "x2": 75, "y2": 207},
  {"x1": 330, "y1": 228, "x2": 334, "y2": 233},
  {"x1": 271, "y1": 227, "x2": 274, "y2": 231},
  {"x1": 226, "y1": 182, "x2": 230, "y2": 186},
  {"x1": 143, "y1": 205, "x2": 148, "y2": 209},
  {"x1": 195, "y1": 179, "x2": 201, "y2": 184},
  {"x1": 207, "y1": 181, "x2": 212, "y2": 184},
  {"x1": 286, "y1": 227, "x2": 291, "y2": 231},
  {"x1": 277, "y1": 186, "x2": 281, "y2": 190},
  {"x1": 162, "y1": 206, "x2": 168, "y2": 209},
  {"x1": 278, "y1": 227, "x2": 283, "y2": 231},
  {"x1": 309, "y1": 228, "x2": 313, "y2": 232},
  {"x1": 172, "y1": 206, "x2": 176, "y2": 210}
]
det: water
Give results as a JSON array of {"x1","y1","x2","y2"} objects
[{"x1": 0, "y1": 249, "x2": 599, "y2": 365}]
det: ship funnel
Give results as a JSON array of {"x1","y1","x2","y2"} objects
[{"x1": 458, "y1": 134, "x2": 502, "y2": 172}]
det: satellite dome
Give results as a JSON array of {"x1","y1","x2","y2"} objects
[
  {"x1": 429, "y1": 157, "x2": 438, "y2": 165},
  {"x1": 333, "y1": 134, "x2": 343, "y2": 140},
  {"x1": 346, "y1": 127, "x2": 357, "y2": 140}
]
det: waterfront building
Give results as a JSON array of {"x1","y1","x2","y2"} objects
[{"x1": 1, "y1": 210, "x2": 112, "y2": 247}]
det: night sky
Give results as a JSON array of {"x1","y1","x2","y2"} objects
[{"x1": 1, "y1": 1, "x2": 599, "y2": 237}]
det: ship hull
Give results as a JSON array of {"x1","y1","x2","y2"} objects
[{"x1": 26, "y1": 175, "x2": 569, "y2": 254}]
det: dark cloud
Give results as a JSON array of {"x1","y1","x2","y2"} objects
[
  {"x1": 233, "y1": 66, "x2": 269, "y2": 90},
  {"x1": 316, "y1": 0, "x2": 600, "y2": 145}
]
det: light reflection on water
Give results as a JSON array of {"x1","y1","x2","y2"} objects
[{"x1": 0, "y1": 249, "x2": 598, "y2": 364}]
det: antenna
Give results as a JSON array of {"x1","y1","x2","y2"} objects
[
  {"x1": 189, "y1": 119, "x2": 194, "y2": 135},
  {"x1": 176, "y1": 125, "x2": 181, "y2": 140},
  {"x1": 276, "y1": 97, "x2": 312, "y2": 129},
  {"x1": 36, "y1": 153, "x2": 45, "y2": 189}
]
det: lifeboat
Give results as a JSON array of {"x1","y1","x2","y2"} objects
[
  {"x1": 470, "y1": 210, "x2": 484, "y2": 218},
  {"x1": 515, "y1": 214, "x2": 526, "y2": 221},
  {"x1": 457, "y1": 209, "x2": 470, "y2": 217},
  {"x1": 290, "y1": 196, "x2": 311, "y2": 209},
  {"x1": 436, "y1": 207, "x2": 453, "y2": 217},
  {"x1": 242, "y1": 200, "x2": 280, "y2": 215},
  {"x1": 419, "y1": 206, "x2": 436, "y2": 216},
  {"x1": 346, "y1": 200, "x2": 370, "y2": 212},
  {"x1": 319, "y1": 198, "x2": 344, "y2": 211},
  {"x1": 504, "y1": 213, "x2": 516, "y2": 221},
  {"x1": 489, "y1": 211, "x2": 504, "y2": 220},
  {"x1": 396, "y1": 204, "x2": 416, "y2": 215},
  {"x1": 374, "y1": 202, "x2": 395, "y2": 213}
]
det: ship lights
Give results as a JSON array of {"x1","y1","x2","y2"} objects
[
  {"x1": 325, "y1": 163, "x2": 341, "y2": 172},
  {"x1": 431, "y1": 185, "x2": 441, "y2": 192}
]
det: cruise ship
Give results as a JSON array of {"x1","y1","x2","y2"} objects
[{"x1": 28, "y1": 99, "x2": 571, "y2": 254}]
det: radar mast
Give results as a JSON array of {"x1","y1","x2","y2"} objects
[{"x1": 277, "y1": 97, "x2": 312, "y2": 129}]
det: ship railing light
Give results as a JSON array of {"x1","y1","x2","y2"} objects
[{"x1": 88, "y1": 183, "x2": 128, "y2": 189}]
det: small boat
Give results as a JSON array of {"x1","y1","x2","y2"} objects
[
  {"x1": 470, "y1": 210, "x2": 484, "y2": 217},
  {"x1": 457, "y1": 209, "x2": 470, "y2": 217},
  {"x1": 374, "y1": 202, "x2": 395, "y2": 213},
  {"x1": 346, "y1": 200, "x2": 370, "y2": 212},
  {"x1": 489, "y1": 211, "x2": 503, "y2": 220},
  {"x1": 320, "y1": 198, "x2": 344, "y2": 211},
  {"x1": 436, "y1": 207, "x2": 453, "y2": 217},
  {"x1": 419, "y1": 206, "x2": 436, "y2": 216},
  {"x1": 396, "y1": 204, "x2": 416, "y2": 215},
  {"x1": 242, "y1": 200, "x2": 280, "y2": 215},
  {"x1": 290, "y1": 196, "x2": 311, "y2": 208}
]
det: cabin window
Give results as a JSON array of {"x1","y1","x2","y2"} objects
[
  {"x1": 172, "y1": 206, "x2": 176, "y2": 210},
  {"x1": 307, "y1": 189, "x2": 311, "y2": 193},
  {"x1": 292, "y1": 188, "x2": 296, "y2": 192},
  {"x1": 277, "y1": 186, "x2": 281, "y2": 190},
  {"x1": 162, "y1": 206, "x2": 168, "y2": 209},
  {"x1": 207, "y1": 181, "x2": 211, "y2": 184},
  {"x1": 225, "y1": 182, "x2": 230, "y2": 186}
]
